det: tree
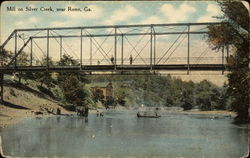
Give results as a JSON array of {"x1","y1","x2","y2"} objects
[
  {"x1": 0, "y1": 48, "x2": 13, "y2": 66},
  {"x1": 33, "y1": 56, "x2": 54, "y2": 87},
  {"x1": 92, "y1": 89, "x2": 105, "y2": 103},
  {"x1": 57, "y1": 54, "x2": 89, "y2": 83},
  {"x1": 206, "y1": 1, "x2": 249, "y2": 123},
  {"x1": 15, "y1": 51, "x2": 29, "y2": 83},
  {"x1": 59, "y1": 75, "x2": 89, "y2": 107}
]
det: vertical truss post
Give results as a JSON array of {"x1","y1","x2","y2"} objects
[
  {"x1": 150, "y1": 25, "x2": 153, "y2": 70},
  {"x1": 114, "y1": 27, "x2": 117, "y2": 70},
  {"x1": 90, "y1": 37, "x2": 92, "y2": 65},
  {"x1": 47, "y1": 29, "x2": 49, "y2": 69},
  {"x1": 187, "y1": 24, "x2": 190, "y2": 75},
  {"x1": 0, "y1": 73, "x2": 3, "y2": 103},
  {"x1": 14, "y1": 31, "x2": 17, "y2": 67},
  {"x1": 30, "y1": 37, "x2": 33, "y2": 66},
  {"x1": 121, "y1": 34, "x2": 124, "y2": 66},
  {"x1": 222, "y1": 46, "x2": 224, "y2": 74},
  {"x1": 80, "y1": 29, "x2": 83, "y2": 69},
  {"x1": 154, "y1": 30, "x2": 156, "y2": 65},
  {"x1": 60, "y1": 36, "x2": 62, "y2": 62}
]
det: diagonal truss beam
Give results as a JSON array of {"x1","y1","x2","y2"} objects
[
  {"x1": 124, "y1": 36, "x2": 147, "y2": 65},
  {"x1": 157, "y1": 27, "x2": 187, "y2": 64},
  {"x1": 90, "y1": 28, "x2": 114, "y2": 58},
  {"x1": 162, "y1": 35, "x2": 188, "y2": 64},
  {"x1": 0, "y1": 30, "x2": 16, "y2": 49},
  {"x1": 84, "y1": 30, "x2": 111, "y2": 64},
  {"x1": 7, "y1": 38, "x2": 31, "y2": 66}
]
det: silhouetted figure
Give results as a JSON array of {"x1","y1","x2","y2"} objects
[
  {"x1": 97, "y1": 60, "x2": 100, "y2": 65},
  {"x1": 56, "y1": 108, "x2": 61, "y2": 115},
  {"x1": 111, "y1": 56, "x2": 114, "y2": 65},
  {"x1": 85, "y1": 117, "x2": 88, "y2": 123},
  {"x1": 85, "y1": 106, "x2": 89, "y2": 117},
  {"x1": 100, "y1": 112, "x2": 104, "y2": 117},
  {"x1": 129, "y1": 55, "x2": 133, "y2": 65}
]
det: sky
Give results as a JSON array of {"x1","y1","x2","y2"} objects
[
  {"x1": 1, "y1": 1, "x2": 247, "y2": 85},
  {"x1": 1, "y1": 1, "x2": 223, "y2": 41}
]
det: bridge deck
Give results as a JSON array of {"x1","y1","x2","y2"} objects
[{"x1": 0, "y1": 64, "x2": 226, "y2": 72}]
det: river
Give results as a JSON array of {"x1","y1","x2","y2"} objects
[{"x1": 0, "y1": 111, "x2": 249, "y2": 157}]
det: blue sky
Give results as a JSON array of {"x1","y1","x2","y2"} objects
[
  {"x1": 1, "y1": 1, "x2": 223, "y2": 40},
  {"x1": 2, "y1": 1, "x2": 248, "y2": 85},
  {"x1": 0, "y1": 1, "x2": 226, "y2": 65}
]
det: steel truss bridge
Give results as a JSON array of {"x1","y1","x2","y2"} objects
[{"x1": 0, "y1": 22, "x2": 230, "y2": 101}]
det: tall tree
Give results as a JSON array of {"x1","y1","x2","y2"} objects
[
  {"x1": 34, "y1": 55, "x2": 54, "y2": 87},
  {"x1": 0, "y1": 48, "x2": 13, "y2": 66},
  {"x1": 206, "y1": 1, "x2": 249, "y2": 123},
  {"x1": 59, "y1": 75, "x2": 90, "y2": 107}
]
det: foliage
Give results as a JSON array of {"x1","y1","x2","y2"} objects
[
  {"x1": 88, "y1": 73, "x2": 230, "y2": 111},
  {"x1": 206, "y1": 1, "x2": 249, "y2": 123},
  {"x1": 0, "y1": 48, "x2": 13, "y2": 66},
  {"x1": 33, "y1": 56, "x2": 55, "y2": 87},
  {"x1": 59, "y1": 75, "x2": 89, "y2": 107},
  {"x1": 56, "y1": 54, "x2": 91, "y2": 107},
  {"x1": 57, "y1": 54, "x2": 89, "y2": 83},
  {"x1": 92, "y1": 89, "x2": 105, "y2": 103}
]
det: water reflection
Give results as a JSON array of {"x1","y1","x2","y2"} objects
[{"x1": 0, "y1": 112, "x2": 249, "y2": 157}]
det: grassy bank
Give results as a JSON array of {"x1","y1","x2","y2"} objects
[{"x1": 0, "y1": 76, "x2": 72, "y2": 128}]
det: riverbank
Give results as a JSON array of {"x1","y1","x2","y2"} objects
[
  {"x1": 180, "y1": 109, "x2": 236, "y2": 116},
  {"x1": 0, "y1": 85, "x2": 73, "y2": 128},
  {"x1": 0, "y1": 105, "x2": 236, "y2": 129},
  {"x1": 0, "y1": 104, "x2": 73, "y2": 128}
]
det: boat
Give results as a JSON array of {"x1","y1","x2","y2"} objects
[{"x1": 137, "y1": 111, "x2": 161, "y2": 118}]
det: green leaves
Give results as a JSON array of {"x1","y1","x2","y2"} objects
[
  {"x1": 207, "y1": 1, "x2": 249, "y2": 123},
  {"x1": 59, "y1": 75, "x2": 89, "y2": 107}
]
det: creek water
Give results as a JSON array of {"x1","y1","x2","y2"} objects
[{"x1": 0, "y1": 111, "x2": 249, "y2": 157}]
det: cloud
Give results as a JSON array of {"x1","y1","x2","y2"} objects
[
  {"x1": 160, "y1": 3, "x2": 196, "y2": 23},
  {"x1": 140, "y1": 16, "x2": 163, "y2": 24},
  {"x1": 15, "y1": 17, "x2": 39, "y2": 28},
  {"x1": 62, "y1": 5, "x2": 102, "y2": 19},
  {"x1": 103, "y1": 5, "x2": 140, "y2": 25},
  {"x1": 50, "y1": 21, "x2": 77, "y2": 27},
  {"x1": 197, "y1": 4, "x2": 221, "y2": 22}
]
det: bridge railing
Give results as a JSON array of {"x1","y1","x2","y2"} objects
[{"x1": 0, "y1": 57, "x2": 227, "y2": 67}]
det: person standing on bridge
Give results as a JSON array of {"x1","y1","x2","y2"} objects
[
  {"x1": 111, "y1": 56, "x2": 114, "y2": 65},
  {"x1": 129, "y1": 55, "x2": 133, "y2": 65}
]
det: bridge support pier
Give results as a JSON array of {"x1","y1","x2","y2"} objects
[{"x1": 0, "y1": 73, "x2": 3, "y2": 103}]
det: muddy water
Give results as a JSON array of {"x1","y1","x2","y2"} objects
[{"x1": 0, "y1": 111, "x2": 249, "y2": 157}]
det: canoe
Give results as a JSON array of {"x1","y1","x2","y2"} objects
[{"x1": 137, "y1": 112, "x2": 161, "y2": 118}]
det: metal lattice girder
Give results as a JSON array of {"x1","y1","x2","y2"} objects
[
  {"x1": 28, "y1": 31, "x2": 207, "y2": 39},
  {"x1": 13, "y1": 22, "x2": 223, "y2": 32},
  {"x1": 1, "y1": 22, "x2": 223, "y2": 50},
  {"x1": 1, "y1": 22, "x2": 228, "y2": 73},
  {"x1": 0, "y1": 64, "x2": 227, "y2": 72}
]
